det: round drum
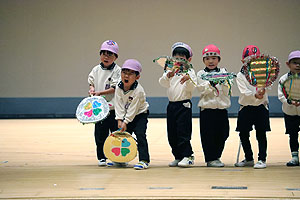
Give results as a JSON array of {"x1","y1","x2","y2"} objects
[
  {"x1": 104, "y1": 131, "x2": 137, "y2": 163},
  {"x1": 76, "y1": 96, "x2": 110, "y2": 124}
]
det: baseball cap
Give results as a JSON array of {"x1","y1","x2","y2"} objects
[
  {"x1": 288, "y1": 50, "x2": 300, "y2": 62},
  {"x1": 122, "y1": 59, "x2": 142, "y2": 73},
  {"x1": 100, "y1": 40, "x2": 119, "y2": 55}
]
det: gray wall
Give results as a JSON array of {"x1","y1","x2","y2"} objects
[{"x1": 0, "y1": 0, "x2": 299, "y2": 117}]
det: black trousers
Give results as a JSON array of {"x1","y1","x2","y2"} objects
[
  {"x1": 167, "y1": 100, "x2": 193, "y2": 160},
  {"x1": 199, "y1": 108, "x2": 229, "y2": 162},
  {"x1": 126, "y1": 111, "x2": 150, "y2": 163},
  {"x1": 284, "y1": 113, "x2": 300, "y2": 152},
  {"x1": 236, "y1": 105, "x2": 270, "y2": 161},
  {"x1": 94, "y1": 110, "x2": 118, "y2": 160}
]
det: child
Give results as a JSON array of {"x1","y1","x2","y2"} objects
[
  {"x1": 235, "y1": 45, "x2": 270, "y2": 169},
  {"x1": 88, "y1": 40, "x2": 121, "y2": 166},
  {"x1": 197, "y1": 44, "x2": 231, "y2": 167},
  {"x1": 278, "y1": 50, "x2": 300, "y2": 166},
  {"x1": 114, "y1": 59, "x2": 150, "y2": 170},
  {"x1": 159, "y1": 42, "x2": 197, "y2": 167}
]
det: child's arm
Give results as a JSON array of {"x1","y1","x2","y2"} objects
[
  {"x1": 159, "y1": 70, "x2": 172, "y2": 88},
  {"x1": 278, "y1": 75, "x2": 300, "y2": 107},
  {"x1": 236, "y1": 72, "x2": 263, "y2": 100},
  {"x1": 91, "y1": 88, "x2": 115, "y2": 96},
  {"x1": 196, "y1": 71, "x2": 214, "y2": 95},
  {"x1": 180, "y1": 69, "x2": 197, "y2": 91}
]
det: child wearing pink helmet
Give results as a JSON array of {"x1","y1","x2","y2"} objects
[
  {"x1": 197, "y1": 44, "x2": 231, "y2": 167},
  {"x1": 88, "y1": 40, "x2": 121, "y2": 166},
  {"x1": 278, "y1": 50, "x2": 300, "y2": 166},
  {"x1": 235, "y1": 45, "x2": 270, "y2": 169},
  {"x1": 114, "y1": 59, "x2": 150, "y2": 170},
  {"x1": 159, "y1": 42, "x2": 197, "y2": 168}
]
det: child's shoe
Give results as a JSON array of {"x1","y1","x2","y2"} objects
[
  {"x1": 287, "y1": 152, "x2": 299, "y2": 167},
  {"x1": 134, "y1": 161, "x2": 149, "y2": 170},
  {"x1": 107, "y1": 162, "x2": 128, "y2": 167},
  {"x1": 168, "y1": 159, "x2": 181, "y2": 167},
  {"x1": 207, "y1": 159, "x2": 225, "y2": 167},
  {"x1": 98, "y1": 159, "x2": 106, "y2": 166},
  {"x1": 234, "y1": 159, "x2": 254, "y2": 167},
  {"x1": 254, "y1": 160, "x2": 266, "y2": 169},
  {"x1": 178, "y1": 156, "x2": 194, "y2": 168}
]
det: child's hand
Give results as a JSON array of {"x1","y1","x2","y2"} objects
[
  {"x1": 91, "y1": 91, "x2": 102, "y2": 96},
  {"x1": 255, "y1": 88, "x2": 265, "y2": 99},
  {"x1": 291, "y1": 101, "x2": 300, "y2": 107},
  {"x1": 167, "y1": 71, "x2": 175, "y2": 78},
  {"x1": 180, "y1": 75, "x2": 190, "y2": 84},
  {"x1": 89, "y1": 86, "x2": 95, "y2": 96},
  {"x1": 257, "y1": 88, "x2": 265, "y2": 96},
  {"x1": 119, "y1": 122, "x2": 127, "y2": 132}
]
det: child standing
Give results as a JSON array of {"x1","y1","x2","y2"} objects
[
  {"x1": 114, "y1": 59, "x2": 150, "y2": 170},
  {"x1": 159, "y1": 42, "x2": 197, "y2": 167},
  {"x1": 88, "y1": 40, "x2": 121, "y2": 166},
  {"x1": 197, "y1": 44, "x2": 231, "y2": 167},
  {"x1": 278, "y1": 50, "x2": 300, "y2": 166},
  {"x1": 235, "y1": 45, "x2": 270, "y2": 169}
]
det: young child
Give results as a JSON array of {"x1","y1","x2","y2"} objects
[
  {"x1": 114, "y1": 59, "x2": 150, "y2": 170},
  {"x1": 159, "y1": 42, "x2": 197, "y2": 167},
  {"x1": 235, "y1": 45, "x2": 270, "y2": 169},
  {"x1": 88, "y1": 40, "x2": 121, "y2": 166},
  {"x1": 278, "y1": 50, "x2": 300, "y2": 166},
  {"x1": 197, "y1": 44, "x2": 231, "y2": 167}
]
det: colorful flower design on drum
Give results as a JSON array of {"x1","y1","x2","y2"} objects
[
  {"x1": 111, "y1": 138, "x2": 131, "y2": 157},
  {"x1": 83, "y1": 101, "x2": 102, "y2": 118}
]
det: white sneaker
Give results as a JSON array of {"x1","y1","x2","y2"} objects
[
  {"x1": 235, "y1": 159, "x2": 254, "y2": 167},
  {"x1": 178, "y1": 156, "x2": 194, "y2": 167},
  {"x1": 207, "y1": 160, "x2": 225, "y2": 167},
  {"x1": 98, "y1": 159, "x2": 106, "y2": 166},
  {"x1": 254, "y1": 160, "x2": 267, "y2": 169},
  {"x1": 168, "y1": 159, "x2": 181, "y2": 167},
  {"x1": 134, "y1": 161, "x2": 149, "y2": 170}
]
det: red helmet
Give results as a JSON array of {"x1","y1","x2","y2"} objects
[
  {"x1": 202, "y1": 44, "x2": 221, "y2": 58},
  {"x1": 242, "y1": 45, "x2": 260, "y2": 59}
]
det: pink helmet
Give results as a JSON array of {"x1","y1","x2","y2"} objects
[
  {"x1": 242, "y1": 45, "x2": 260, "y2": 59},
  {"x1": 122, "y1": 59, "x2": 142, "y2": 73},
  {"x1": 100, "y1": 40, "x2": 119, "y2": 55},
  {"x1": 171, "y1": 42, "x2": 193, "y2": 57},
  {"x1": 202, "y1": 44, "x2": 221, "y2": 58},
  {"x1": 288, "y1": 50, "x2": 300, "y2": 62}
]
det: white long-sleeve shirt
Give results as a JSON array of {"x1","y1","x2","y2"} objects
[
  {"x1": 88, "y1": 63, "x2": 121, "y2": 110},
  {"x1": 115, "y1": 81, "x2": 149, "y2": 124},
  {"x1": 278, "y1": 73, "x2": 300, "y2": 116},
  {"x1": 197, "y1": 68, "x2": 231, "y2": 109},
  {"x1": 158, "y1": 69, "x2": 197, "y2": 102},
  {"x1": 236, "y1": 71, "x2": 269, "y2": 107}
]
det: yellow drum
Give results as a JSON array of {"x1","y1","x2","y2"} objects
[{"x1": 104, "y1": 131, "x2": 137, "y2": 163}]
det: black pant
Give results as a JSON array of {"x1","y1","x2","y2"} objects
[
  {"x1": 199, "y1": 108, "x2": 229, "y2": 162},
  {"x1": 284, "y1": 114, "x2": 300, "y2": 152},
  {"x1": 236, "y1": 105, "x2": 270, "y2": 161},
  {"x1": 167, "y1": 100, "x2": 193, "y2": 160},
  {"x1": 126, "y1": 111, "x2": 150, "y2": 163},
  {"x1": 94, "y1": 110, "x2": 118, "y2": 160}
]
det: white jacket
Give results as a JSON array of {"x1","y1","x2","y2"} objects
[
  {"x1": 115, "y1": 81, "x2": 149, "y2": 124},
  {"x1": 197, "y1": 68, "x2": 231, "y2": 109},
  {"x1": 236, "y1": 72, "x2": 269, "y2": 107},
  {"x1": 159, "y1": 69, "x2": 197, "y2": 102},
  {"x1": 278, "y1": 73, "x2": 300, "y2": 116},
  {"x1": 88, "y1": 63, "x2": 121, "y2": 110}
]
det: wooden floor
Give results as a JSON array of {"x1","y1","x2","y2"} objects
[{"x1": 0, "y1": 118, "x2": 299, "y2": 200}]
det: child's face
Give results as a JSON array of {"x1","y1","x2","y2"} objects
[
  {"x1": 203, "y1": 56, "x2": 219, "y2": 70},
  {"x1": 100, "y1": 50, "x2": 117, "y2": 67},
  {"x1": 173, "y1": 55, "x2": 192, "y2": 62},
  {"x1": 286, "y1": 58, "x2": 300, "y2": 74},
  {"x1": 121, "y1": 69, "x2": 140, "y2": 89}
]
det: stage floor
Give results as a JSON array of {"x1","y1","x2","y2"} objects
[{"x1": 0, "y1": 118, "x2": 299, "y2": 200}]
